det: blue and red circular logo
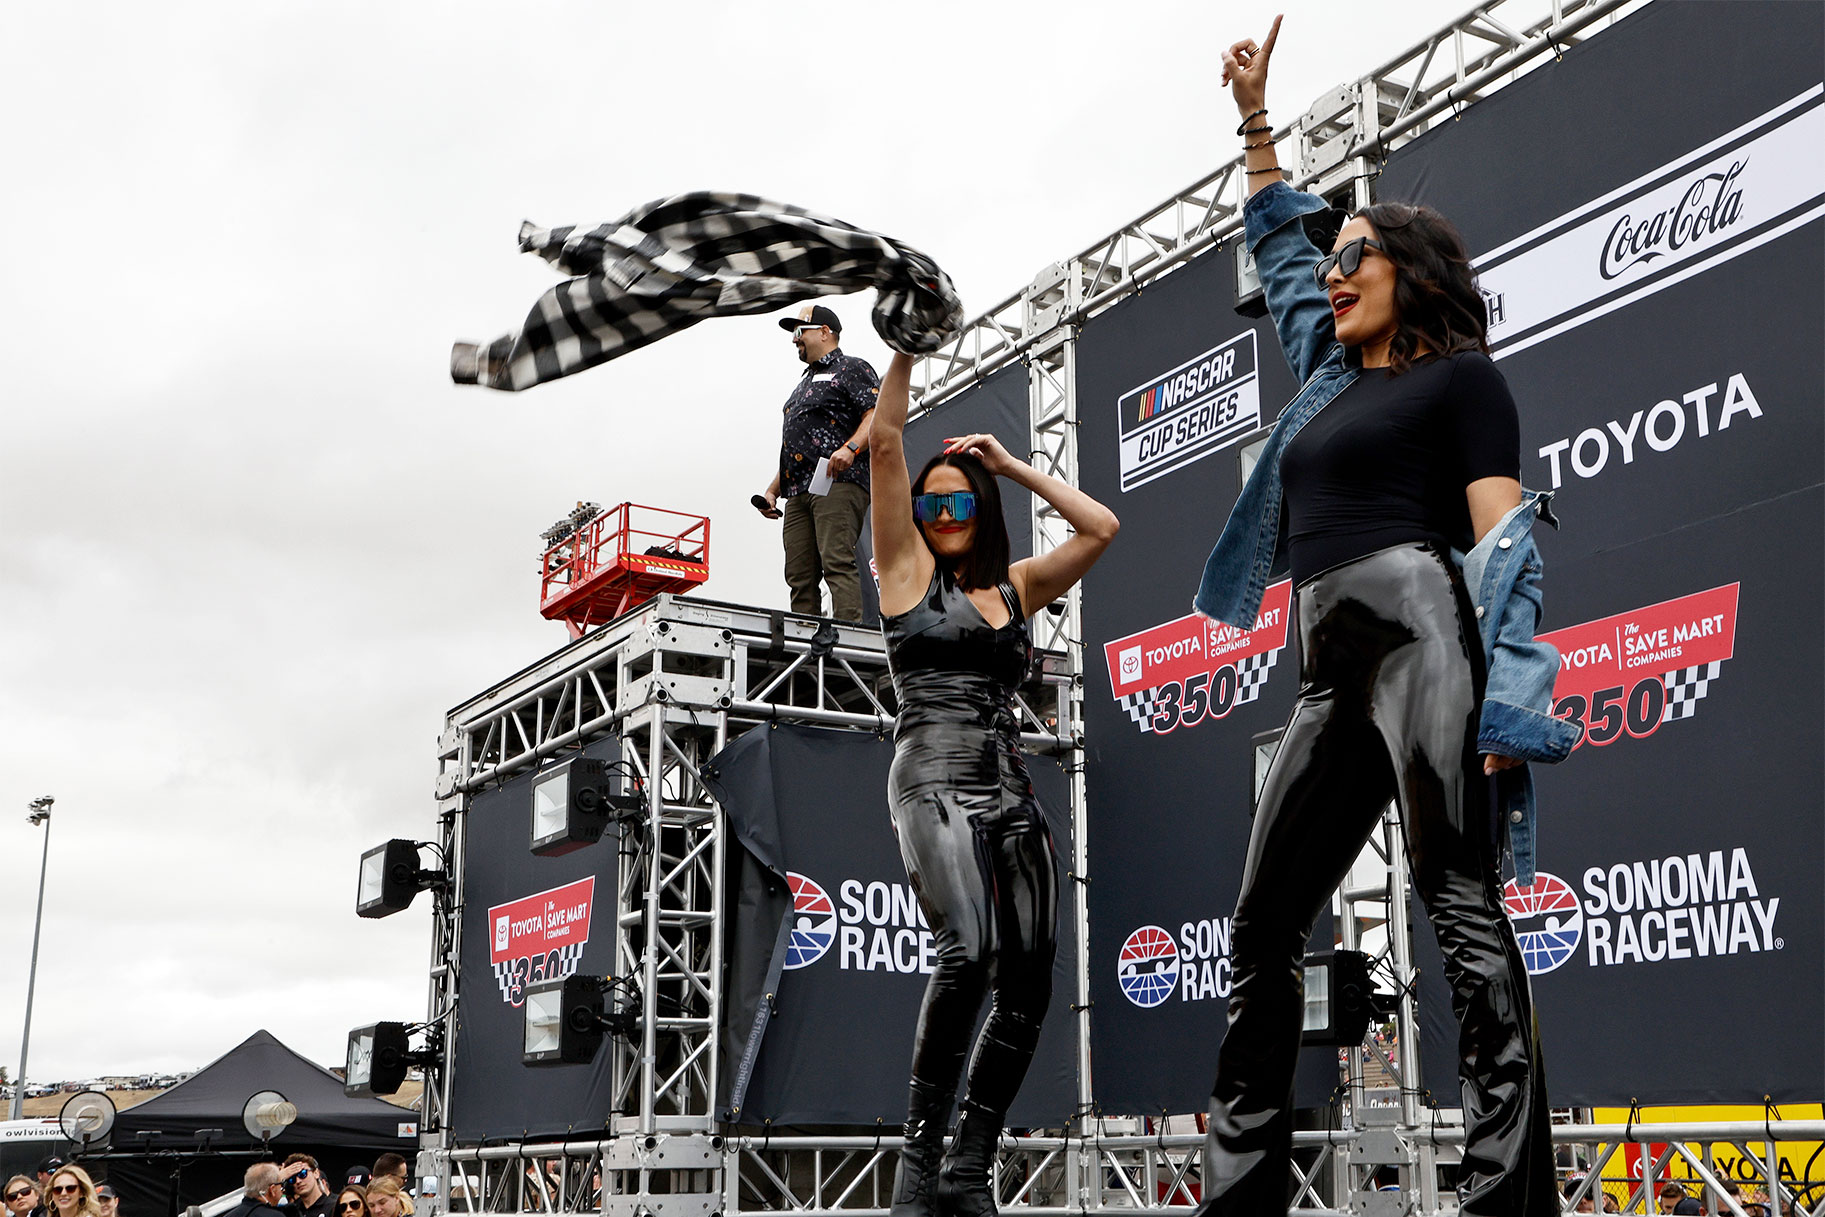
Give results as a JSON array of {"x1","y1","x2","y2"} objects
[
  {"x1": 1117, "y1": 925, "x2": 1180, "y2": 1007},
  {"x1": 784, "y1": 872, "x2": 837, "y2": 970},
  {"x1": 1504, "y1": 872, "x2": 1583, "y2": 975}
]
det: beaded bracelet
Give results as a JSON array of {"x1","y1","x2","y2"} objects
[
  {"x1": 1234, "y1": 108, "x2": 1268, "y2": 135},
  {"x1": 1240, "y1": 125, "x2": 1272, "y2": 137}
]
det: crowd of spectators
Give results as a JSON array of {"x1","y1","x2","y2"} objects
[
  {"x1": 1557, "y1": 1170, "x2": 1775, "y2": 1215},
  {"x1": 3, "y1": 1152, "x2": 430, "y2": 1217}
]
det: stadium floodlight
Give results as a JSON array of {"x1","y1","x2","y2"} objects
[
  {"x1": 522, "y1": 975, "x2": 637, "y2": 1065},
  {"x1": 1300, "y1": 949, "x2": 1376, "y2": 1046},
  {"x1": 356, "y1": 839, "x2": 442, "y2": 918},
  {"x1": 530, "y1": 758, "x2": 639, "y2": 857}
]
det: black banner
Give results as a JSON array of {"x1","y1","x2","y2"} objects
[
  {"x1": 706, "y1": 723, "x2": 1079, "y2": 1128},
  {"x1": 1074, "y1": 249, "x2": 1337, "y2": 1114},
  {"x1": 449, "y1": 740, "x2": 623, "y2": 1139},
  {"x1": 1370, "y1": 0, "x2": 1824, "y2": 1104},
  {"x1": 858, "y1": 365, "x2": 1034, "y2": 623}
]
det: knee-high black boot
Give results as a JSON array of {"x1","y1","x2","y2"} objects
[
  {"x1": 891, "y1": 1079, "x2": 955, "y2": 1217},
  {"x1": 935, "y1": 1102, "x2": 1003, "y2": 1217}
]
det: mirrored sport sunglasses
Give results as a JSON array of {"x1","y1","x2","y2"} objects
[
  {"x1": 1312, "y1": 236, "x2": 1386, "y2": 286},
  {"x1": 912, "y1": 490, "x2": 978, "y2": 523}
]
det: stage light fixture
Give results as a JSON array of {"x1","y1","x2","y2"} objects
[
  {"x1": 522, "y1": 975, "x2": 638, "y2": 1065},
  {"x1": 530, "y1": 757, "x2": 639, "y2": 857},
  {"x1": 345, "y1": 1022, "x2": 444, "y2": 1098},
  {"x1": 1300, "y1": 949, "x2": 1376, "y2": 1046},
  {"x1": 241, "y1": 1090, "x2": 297, "y2": 1145},
  {"x1": 356, "y1": 839, "x2": 442, "y2": 918}
]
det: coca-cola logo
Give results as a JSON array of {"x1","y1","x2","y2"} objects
[{"x1": 1600, "y1": 160, "x2": 1746, "y2": 280}]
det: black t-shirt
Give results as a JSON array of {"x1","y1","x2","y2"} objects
[{"x1": 1279, "y1": 351, "x2": 1520, "y2": 585}]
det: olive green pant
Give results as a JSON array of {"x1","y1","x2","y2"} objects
[{"x1": 782, "y1": 482, "x2": 869, "y2": 621}]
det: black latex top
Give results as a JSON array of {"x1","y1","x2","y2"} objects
[{"x1": 882, "y1": 567, "x2": 1031, "y2": 735}]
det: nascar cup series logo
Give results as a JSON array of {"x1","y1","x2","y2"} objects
[
  {"x1": 1116, "y1": 331, "x2": 1261, "y2": 491},
  {"x1": 1103, "y1": 581, "x2": 1292, "y2": 736},
  {"x1": 784, "y1": 872, "x2": 838, "y2": 969}
]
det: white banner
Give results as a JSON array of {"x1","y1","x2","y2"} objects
[{"x1": 1477, "y1": 86, "x2": 1825, "y2": 360}]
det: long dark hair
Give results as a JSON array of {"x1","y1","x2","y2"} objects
[
  {"x1": 910, "y1": 451, "x2": 1011, "y2": 592},
  {"x1": 1354, "y1": 201, "x2": 1490, "y2": 374}
]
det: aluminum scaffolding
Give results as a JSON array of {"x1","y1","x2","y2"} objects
[{"x1": 413, "y1": 1, "x2": 1824, "y2": 1212}]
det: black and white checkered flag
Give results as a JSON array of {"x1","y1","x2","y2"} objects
[{"x1": 451, "y1": 192, "x2": 965, "y2": 392}]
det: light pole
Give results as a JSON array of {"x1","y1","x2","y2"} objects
[{"x1": 8, "y1": 796, "x2": 53, "y2": 1122}]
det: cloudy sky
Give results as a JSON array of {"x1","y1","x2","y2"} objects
[{"x1": 0, "y1": 0, "x2": 1482, "y2": 1081}]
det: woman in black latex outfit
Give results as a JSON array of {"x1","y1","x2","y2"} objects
[
  {"x1": 1189, "y1": 16, "x2": 1576, "y2": 1217},
  {"x1": 871, "y1": 351, "x2": 1118, "y2": 1217}
]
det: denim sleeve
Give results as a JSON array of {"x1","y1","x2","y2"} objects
[
  {"x1": 1243, "y1": 181, "x2": 1341, "y2": 386},
  {"x1": 1478, "y1": 552, "x2": 1583, "y2": 763}
]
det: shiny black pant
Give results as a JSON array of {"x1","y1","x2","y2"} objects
[
  {"x1": 889, "y1": 723, "x2": 1059, "y2": 1116},
  {"x1": 1199, "y1": 543, "x2": 1553, "y2": 1216}
]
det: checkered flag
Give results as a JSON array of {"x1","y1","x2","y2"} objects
[
  {"x1": 1234, "y1": 650, "x2": 1280, "y2": 706},
  {"x1": 1118, "y1": 688, "x2": 1162, "y2": 732},
  {"x1": 491, "y1": 944, "x2": 589, "y2": 1004},
  {"x1": 1661, "y1": 661, "x2": 1723, "y2": 722},
  {"x1": 452, "y1": 192, "x2": 965, "y2": 392}
]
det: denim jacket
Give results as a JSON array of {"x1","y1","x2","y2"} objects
[{"x1": 1192, "y1": 181, "x2": 1580, "y2": 883}]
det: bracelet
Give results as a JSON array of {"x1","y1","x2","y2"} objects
[
  {"x1": 1241, "y1": 126, "x2": 1272, "y2": 137},
  {"x1": 1234, "y1": 108, "x2": 1268, "y2": 135},
  {"x1": 1244, "y1": 138, "x2": 1273, "y2": 150},
  {"x1": 1246, "y1": 166, "x2": 1284, "y2": 176}
]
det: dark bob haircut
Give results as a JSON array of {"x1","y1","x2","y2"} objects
[
  {"x1": 911, "y1": 451, "x2": 1011, "y2": 592},
  {"x1": 1353, "y1": 201, "x2": 1490, "y2": 374}
]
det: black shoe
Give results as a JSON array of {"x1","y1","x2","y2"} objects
[
  {"x1": 935, "y1": 1103, "x2": 1002, "y2": 1217},
  {"x1": 890, "y1": 1080, "x2": 953, "y2": 1217}
]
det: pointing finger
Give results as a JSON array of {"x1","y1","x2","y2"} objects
[{"x1": 1261, "y1": 13, "x2": 1283, "y2": 56}]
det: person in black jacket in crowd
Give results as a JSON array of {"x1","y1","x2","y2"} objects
[
  {"x1": 280, "y1": 1156, "x2": 335, "y2": 1217},
  {"x1": 220, "y1": 1165, "x2": 286, "y2": 1217}
]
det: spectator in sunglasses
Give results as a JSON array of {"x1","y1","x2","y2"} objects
[
  {"x1": 44, "y1": 1169, "x2": 102, "y2": 1217},
  {"x1": 870, "y1": 349, "x2": 1117, "y2": 1217},
  {"x1": 367, "y1": 1159, "x2": 410, "y2": 1216},
  {"x1": 280, "y1": 1157, "x2": 334, "y2": 1217},
  {"x1": 333, "y1": 1189, "x2": 368, "y2": 1217},
  {"x1": 755, "y1": 304, "x2": 881, "y2": 623},
  {"x1": 91, "y1": 1188, "x2": 116, "y2": 1217},
  {"x1": 5, "y1": 1176, "x2": 41, "y2": 1217}
]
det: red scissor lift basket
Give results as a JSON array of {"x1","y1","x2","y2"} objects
[{"x1": 540, "y1": 503, "x2": 711, "y2": 637}]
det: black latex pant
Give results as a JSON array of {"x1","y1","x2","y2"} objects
[
  {"x1": 1199, "y1": 543, "x2": 1554, "y2": 1216},
  {"x1": 888, "y1": 723, "x2": 1059, "y2": 1119}
]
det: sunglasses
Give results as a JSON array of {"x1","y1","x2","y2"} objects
[
  {"x1": 338, "y1": 1203, "x2": 364, "y2": 1212},
  {"x1": 6, "y1": 1193, "x2": 34, "y2": 1203},
  {"x1": 791, "y1": 324, "x2": 827, "y2": 338},
  {"x1": 912, "y1": 490, "x2": 978, "y2": 523},
  {"x1": 1312, "y1": 236, "x2": 1386, "y2": 286},
  {"x1": 51, "y1": 1187, "x2": 81, "y2": 1197}
]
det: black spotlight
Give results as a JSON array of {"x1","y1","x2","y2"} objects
[
  {"x1": 1299, "y1": 949, "x2": 1376, "y2": 1046},
  {"x1": 522, "y1": 975, "x2": 637, "y2": 1065},
  {"x1": 345, "y1": 1022, "x2": 443, "y2": 1098},
  {"x1": 355, "y1": 840, "x2": 442, "y2": 918},
  {"x1": 530, "y1": 758, "x2": 639, "y2": 857}
]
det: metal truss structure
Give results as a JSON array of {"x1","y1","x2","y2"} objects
[{"x1": 413, "y1": 1, "x2": 1823, "y2": 1213}]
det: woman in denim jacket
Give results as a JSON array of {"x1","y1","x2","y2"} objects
[{"x1": 1190, "y1": 19, "x2": 1579, "y2": 1216}]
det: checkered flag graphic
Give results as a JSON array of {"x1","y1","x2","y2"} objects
[
  {"x1": 1118, "y1": 688, "x2": 1163, "y2": 732},
  {"x1": 1234, "y1": 650, "x2": 1281, "y2": 706},
  {"x1": 452, "y1": 193, "x2": 965, "y2": 392},
  {"x1": 492, "y1": 942, "x2": 589, "y2": 1004},
  {"x1": 1661, "y1": 661, "x2": 1723, "y2": 722}
]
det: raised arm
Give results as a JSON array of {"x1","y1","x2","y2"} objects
[
  {"x1": 869, "y1": 353, "x2": 934, "y2": 613},
  {"x1": 1224, "y1": 16, "x2": 1342, "y2": 384},
  {"x1": 941, "y1": 433, "x2": 1119, "y2": 617}
]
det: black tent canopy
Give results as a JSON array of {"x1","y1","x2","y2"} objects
[{"x1": 97, "y1": 1030, "x2": 417, "y2": 1216}]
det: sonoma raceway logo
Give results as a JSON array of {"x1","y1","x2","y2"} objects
[
  {"x1": 782, "y1": 872, "x2": 938, "y2": 975},
  {"x1": 1541, "y1": 583, "x2": 1739, "y2": 750},
  {"x1": 1504, "y1": 848, "x2": 1781, "y2": 977},
  {"x1": 1103, "y1": 581, "x2": 1291, "y2": 735},
  {"x1": 1116, "y1": 331, "x2": 1261, "y2": 491},
  {"x1": 488, "y1": 876, "x2": 595, "y2": 1007},
  {"x1": 1117, "y1": 917, "x2": 1235, "y2": 1008}
]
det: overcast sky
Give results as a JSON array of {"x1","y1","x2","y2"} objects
[{"x1": 0, "y1": 0, "x2": 1486, "y2": 1081}]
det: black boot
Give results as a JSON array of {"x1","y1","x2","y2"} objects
[
  {"x1": 890, "y1": 1080, "x2": 954, "y2": 1217},
  {"x1": 935, "y1": 1102, "x2": 1002, "y2": 1217}
]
